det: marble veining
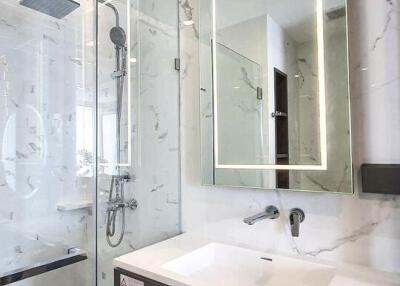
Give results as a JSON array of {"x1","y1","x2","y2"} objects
[
  {"x1": 292, "y1": 220, "x2": 381, "y2": 257},
  {"x1": 372, "y1": 0, "x2": 397, "y2": 50},
  {"x1": 181, "y1": 0, "x2": 400, "y2": 275}
]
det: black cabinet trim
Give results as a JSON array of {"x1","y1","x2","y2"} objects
[{"x1": 114, "y1": 268, "x2": 170, "y2": 286}]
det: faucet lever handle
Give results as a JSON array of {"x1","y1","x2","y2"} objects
[{"x1": 289, "y1": 208, "x2": 305, "y2": 237}]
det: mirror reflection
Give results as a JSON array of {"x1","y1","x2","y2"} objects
[{"x1": 200, "y1": 0, "x2": 353, "y2": 192}]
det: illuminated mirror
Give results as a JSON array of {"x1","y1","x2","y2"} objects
[{"x1": 200, "y1": 0, "x2": 353, "y2": 192}]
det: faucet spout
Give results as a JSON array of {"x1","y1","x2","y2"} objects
[{"x1": 243, "y1": 206, "x2": 279, "y2": 225}]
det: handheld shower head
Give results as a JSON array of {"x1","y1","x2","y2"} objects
[{"x1": 110, "y1": 26, "x2": 126, "y2": 48}]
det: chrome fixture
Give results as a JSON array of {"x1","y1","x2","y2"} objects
[
  {"x1": 289, "y1": 208, "x2": 305, "y2": 237},
  {"x1": 106, "y1": 173, "x2": 138, "y2": 247},
  {"x1": 19, "y1": 0, "x2": 80, "y2": 19},
  {"x1": 99, "y1": 0, "x2": 135, "y2": 248},
  {"x1": 243, "y1": 206, "x2": 280, "y2": 225},
  {"x1": 271, "y1": 111, "x2": 288, "y2": 118}
]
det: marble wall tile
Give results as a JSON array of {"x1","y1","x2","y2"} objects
[{"x1": 180, "y1": 0, "x2": 400, "y2": 274}]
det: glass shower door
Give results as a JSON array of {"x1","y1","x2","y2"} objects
[
  {"x1": 0, "y1": 0, "x2": 181, "y2": 284},
  {"x1": 96, "y1": 0, "x2": 181, "y2": 285},
  {"x1": 0, "y1": 0, "x2": 96, "y2": 285},
  {"x1": 214, "y1": 42, "x2": 265, "y2": 187}
]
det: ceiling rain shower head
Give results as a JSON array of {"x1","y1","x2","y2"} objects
[
  {"x1": 20, "y1": 0, "x2": 80, "y2": 19},
  {"x1": 110, "y1": 26, "x2": 127, "y2": 48}
]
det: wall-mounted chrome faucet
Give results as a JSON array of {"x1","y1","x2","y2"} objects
[
  {"x1": 289, "y1": 208, "x2": 305, "y2": 237},
  {"x1": 243, "y1": 206, "x2": 280, "y2": 225}
]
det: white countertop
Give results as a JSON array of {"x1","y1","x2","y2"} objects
[{"x1": 114, "y1": 233, "x2": 400, "y2": 286}]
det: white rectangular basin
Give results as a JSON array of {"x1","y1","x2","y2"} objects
[{"x1": 162, "y1": 243, "x2": 336, "y2": 286}]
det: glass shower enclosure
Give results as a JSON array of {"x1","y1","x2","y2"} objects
[{"x1": 0, "y1": 0, "x2": 181, "y2": 285}]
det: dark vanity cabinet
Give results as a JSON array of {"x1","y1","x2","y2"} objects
[{"x1": 114, "y1": 268, "x2": 170, "y2": 286}]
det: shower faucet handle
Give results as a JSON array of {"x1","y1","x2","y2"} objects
[
  {"x1": 126, "y1": 198, "x2": 138, "y2": 210},
  {"x1": 119, "y1": 173, "x2": 131, "y2": 181},
  {"x1": 112, "y1": 172, "x2": 131, "y2": 182}
]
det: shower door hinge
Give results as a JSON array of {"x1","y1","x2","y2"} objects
[
  {"x1": 257, "y1": 87, "x2": 263, "y2": 100},
  {"x1": 174, "y1": 58, "x2": 181, "y2": 71}
]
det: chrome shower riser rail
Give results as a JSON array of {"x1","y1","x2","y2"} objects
[{"x1": 0, "y1": 248, "x2": 87, "y2": 286}]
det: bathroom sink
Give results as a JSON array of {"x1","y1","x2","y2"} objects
[{"x1": 162, "y1": 243, "x2": 336, "y2": 286}]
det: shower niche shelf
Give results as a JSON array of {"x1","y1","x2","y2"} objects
[{"x1": 57, "y1": 200, "x2": 92, "y2": 212}]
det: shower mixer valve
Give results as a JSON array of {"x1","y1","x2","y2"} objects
[
  {"x1": 106, "y1": 173, "x2": 138, "y2": 247},
  {"x1": 107, "y1": 197, "x2": 138, "y2": 212},
  {"x1": 107, "y1": 174, "x2": 137, "y2": 211}
]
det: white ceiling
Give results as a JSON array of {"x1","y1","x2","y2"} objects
[{"x1": 216, "y1": 0, "x2": 345, "y2": 43}]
